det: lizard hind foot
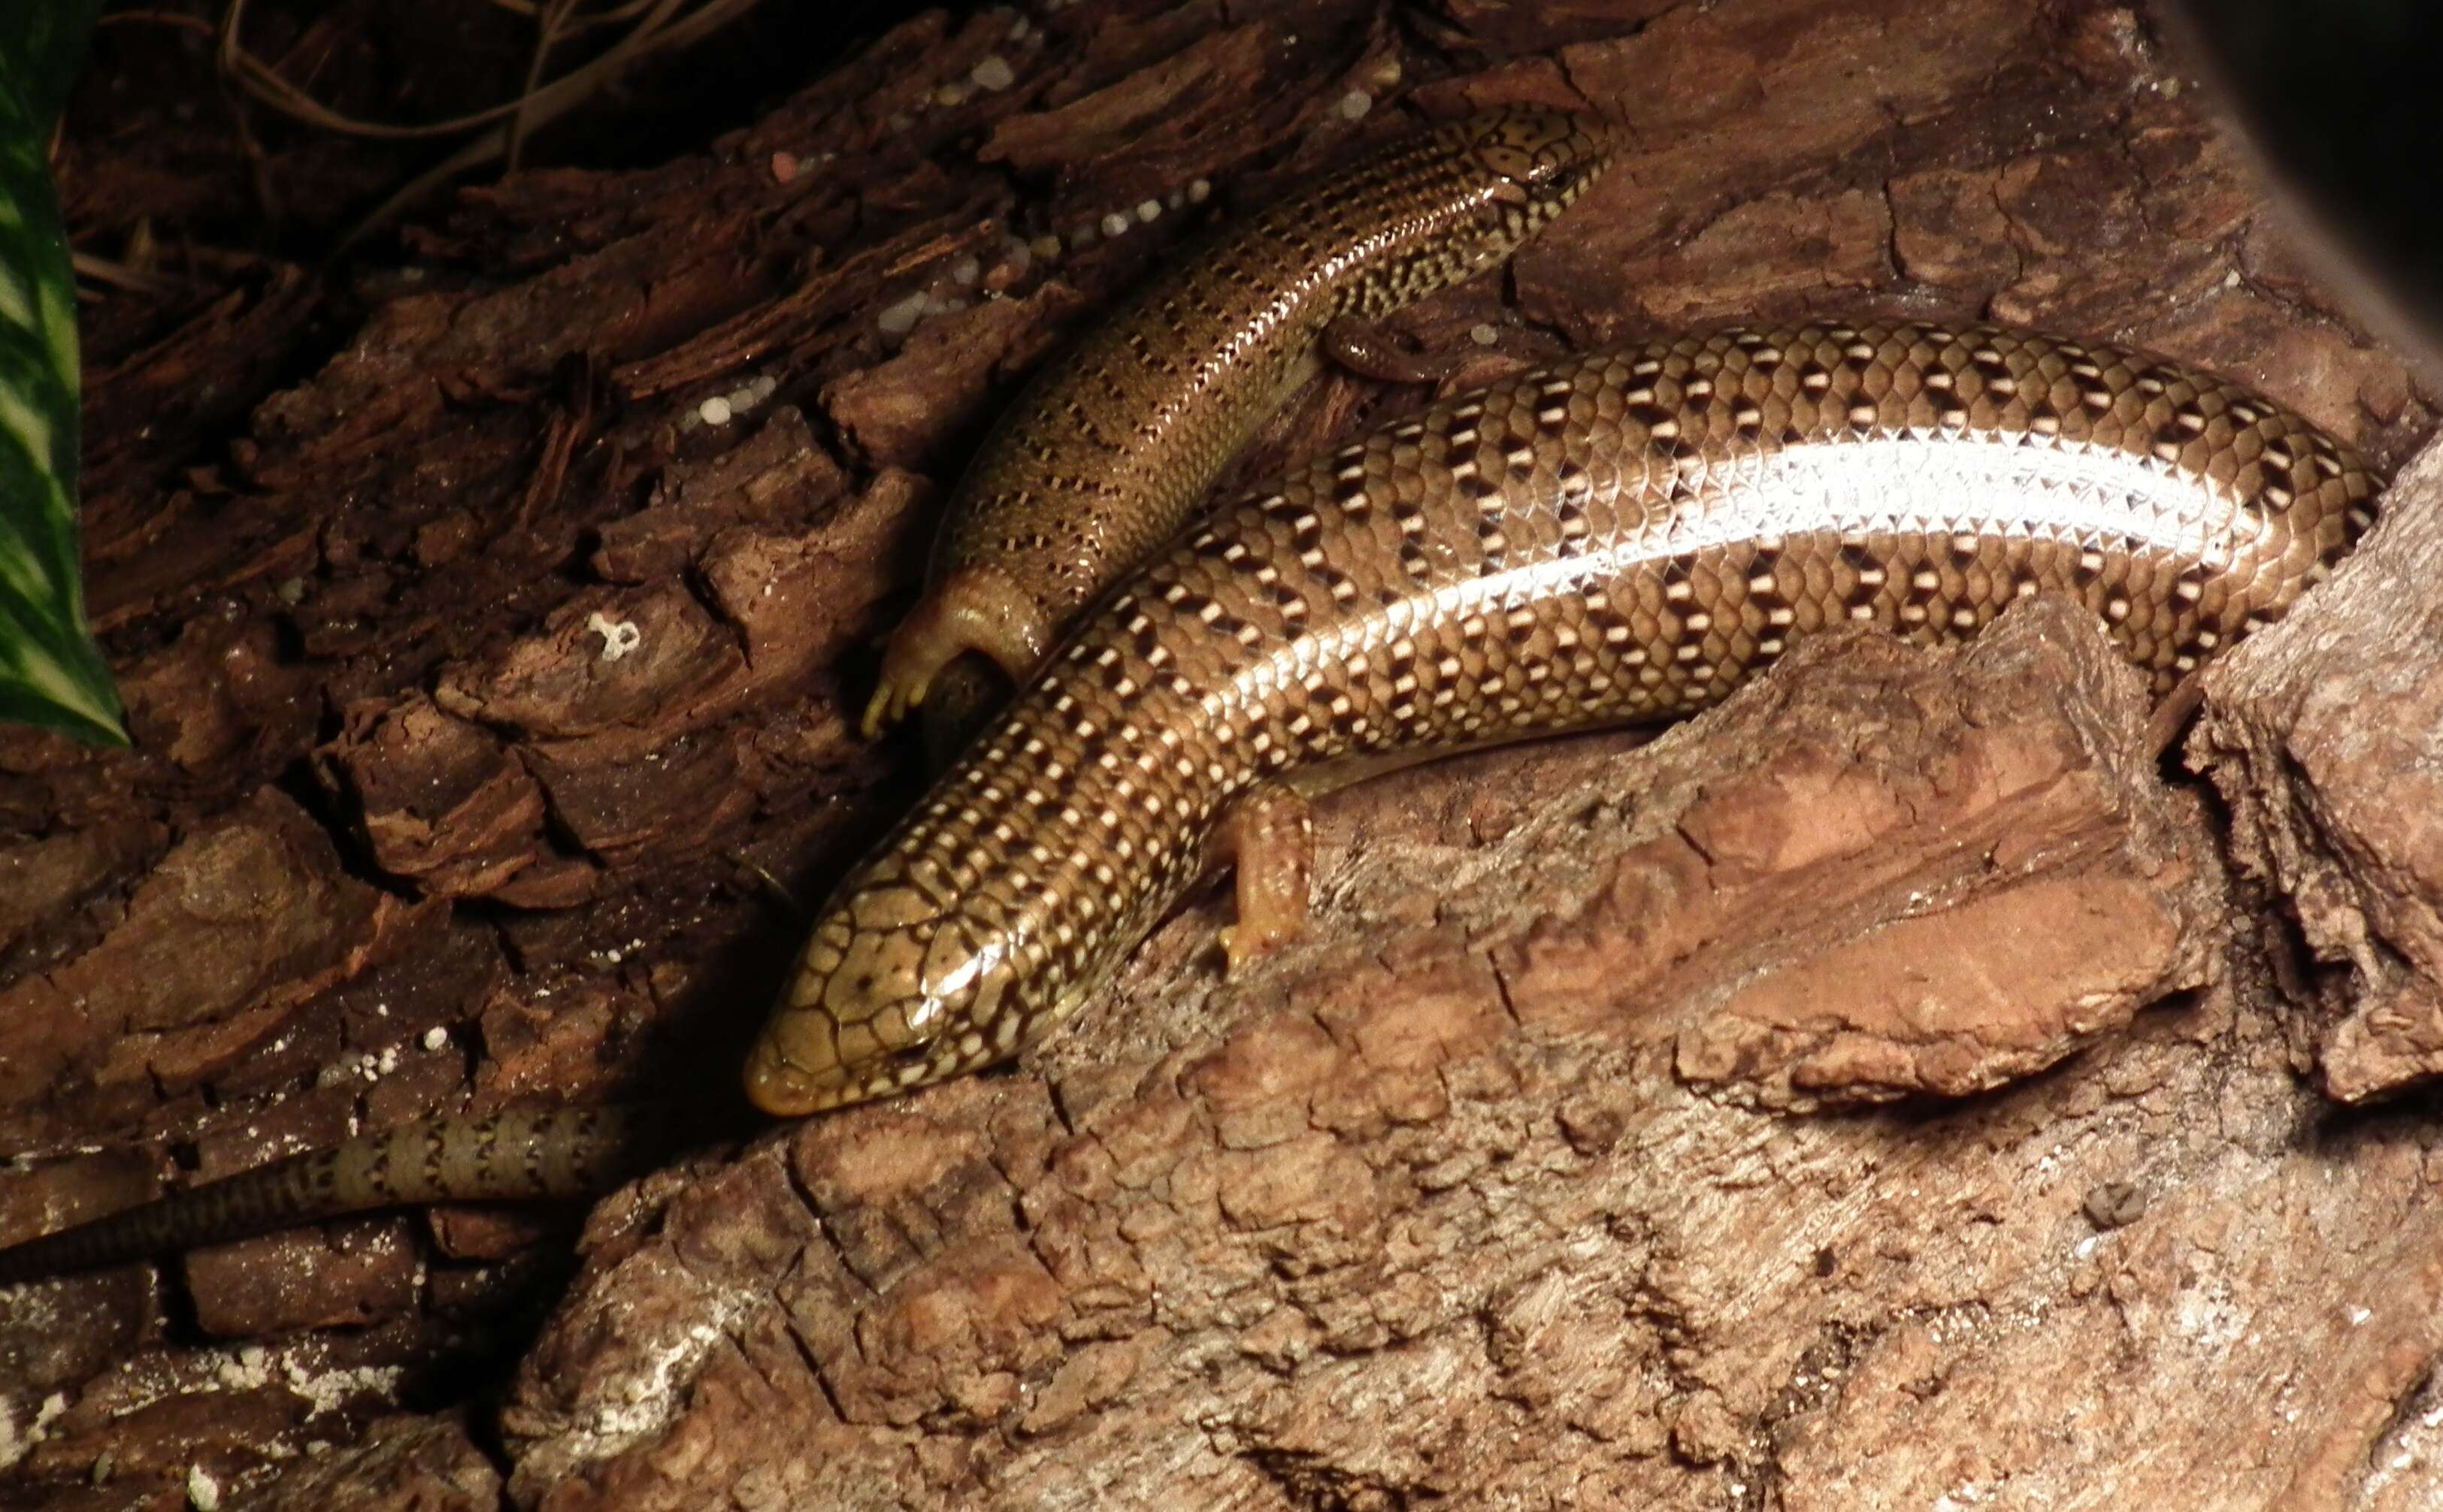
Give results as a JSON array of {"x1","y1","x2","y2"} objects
[
  {"x1": 864, "y1": 564, "x2": 1053, "y2": 740},
  {"x1": 861, "y1": 664, "x2": 930, "y2": 740}
]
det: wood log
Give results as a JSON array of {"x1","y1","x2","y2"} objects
[{"x1": 2, "y1": 0, "x2": 2436, "y2": 1506}]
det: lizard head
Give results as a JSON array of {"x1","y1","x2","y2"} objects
[
  {"x1": 743, "y1": 850, "x2": 1096, "y2": 1116},
  {"x1": 1349, "y1": 107, "x2": 1624, "y2": 313},
  {"x1": 1455, "y1": 106, "x2": 1623, "y2": 211},
  {"x1": 747, "y1": 886, "x2": 984, "y2": 1115}
]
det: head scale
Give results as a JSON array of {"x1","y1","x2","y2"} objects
[
  {"x1": 1454, "y1": 106, "x2": 1623, "y2": 207},
  {"x1": 744, "y1": 857, "x2": 1085, "y2": 1115},
  {"x1": 1379, "y1": 107, "x2": 1622, "y2": 298}
]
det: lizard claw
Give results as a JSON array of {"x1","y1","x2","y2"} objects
[{"x1": 861, "y1": 667, "x2": 928, "y2": 740}]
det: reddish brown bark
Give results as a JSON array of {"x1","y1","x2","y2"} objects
[{"x1": 2, "y1": 1, "x2": 2438, "y2": 1507}]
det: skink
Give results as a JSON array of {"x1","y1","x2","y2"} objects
[
  {"x1": 0, "y1": 107, "x2": 1621, "y2": 1282},
  {"x1": 2, "y1": 321, "x2": 2381, "y2": 1274},
  {"x1": 865, "y1": 107, "x2": 1623, "y2": 761},
  {"x1": 743, "y1": 320, "x2": 2378, "y2": 1114}
]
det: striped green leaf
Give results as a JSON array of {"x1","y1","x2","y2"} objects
[
  {"x1": 9, "y1": 2, "x2": 102, "y2": 134},
  {"x1": 0, "y1": 4, "x2": 124, "y2": 747}
]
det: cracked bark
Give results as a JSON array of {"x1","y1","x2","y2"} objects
[{"x1": 3, "y1": 0, "x2": 2441, "y2": 1507}]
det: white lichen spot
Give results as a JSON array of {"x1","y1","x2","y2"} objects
[
  {"x1": 2172, "y1": 1271, "x2": 2245, "y2": 1352},
  {"x1": 187, "y1": 1465, "x2": 220, "y2": 1510},
  {"x1": 1136, "y1": 198, "x2": 1161, "y2": 224},
  {"x1": 951, "y1": 255, "x2": 982, "y2": 286},
  {"x1": 1471, "y1": 323, "x2": 1500, "y2": 346},
  {"x1": 281, "y1": 1355, "x2": 404, "y2": 1417},
  {"x1": 935, "y1": 83, "x2": 967, "y2": 108},
  {"x1": 697, "y1": 395, "x2": 733, "y2": 426},
  {"x1": 971, "y1": 56, "x2": 1015, "y2": 91},
  {"x1": 879, "y1": 290, "x2": 930, "y2": 334},
  {"x1": 1338, "y1": 89, "x2": 1373, "y2": 119},
  {"x1": 1100, "y1": 210, "x2": 1131, "y2": 238},
  {"x1": 562, "y1": 1288, "x2": 755, "y2": 1465},
  {"x1": 1187, "y1": 177, "x2": 1211, "y2": 204},
  {"x1": 586, "y1": 612, "x2": 643, "y2": 663},
  {"x1": 0, "y1": 1393, "x2": 68, "y2": 1472},
  {"x1": 422, "y1": 1026, "x2": 449, "y2": 1052}
]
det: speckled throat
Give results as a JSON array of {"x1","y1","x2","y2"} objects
[{"x1": 748, "y1": 321, "x2": 2379, "y2": 1114}]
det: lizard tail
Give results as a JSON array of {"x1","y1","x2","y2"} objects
[{"x1": 0, "y1": 1105, "x2": 671, "y2": 1286}]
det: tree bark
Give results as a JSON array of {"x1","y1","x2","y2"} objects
[{"x1": 2, "y1": 1, "x2": 2437, "y2": 1507}]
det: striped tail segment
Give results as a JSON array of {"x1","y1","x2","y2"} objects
[{"x1": 0, "y1": 1105, "x2": 669, "y2": 1285}]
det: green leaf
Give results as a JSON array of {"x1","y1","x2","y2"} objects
[
  {"x1": 0, "y1": 11, "x2": 124, "y2": 747},
  {"x1": 5, "y1": 1, "x2": 105, "y2": 135}
]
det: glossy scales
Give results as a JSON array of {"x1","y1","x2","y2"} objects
[
  {"x1": 864, "y1": 107, "x2": 1623, "y2": 751},
  {"x1": 0, "y1": 1107, "x2": 661, "y2": 1284},
  {"x1": 0, "y1": 110, "x2": 1624, "y2": 1284},
  {"x1": 747, "y1": 321, "x2": 2379, "y2": 1114}
]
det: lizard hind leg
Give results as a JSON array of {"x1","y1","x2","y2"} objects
[
  {"x1": 1209, "y1": 779, "x2": 1317, "y2": 979},
  {"x1": 1320, "y1": 314, "x2": 1473, "y2": 388},
  {"x1": 1200, "y1": 740, "x2": 1588, "y2": 980},
  {"x1": 863, "y1": 563, "x2": 1055, "y2": 739}
]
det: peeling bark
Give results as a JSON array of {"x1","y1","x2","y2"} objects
[{"x1": 2193, "y1": 437, "x2": 2443, "y2": 1103}]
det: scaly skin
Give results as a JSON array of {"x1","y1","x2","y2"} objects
[
  {"x1": 0, "y1": 322, "x2": 2382, "y2": 1277},
  {"x1": 863, "y1": 107, "x2": 1624, "y2": 758},
  {"x1": 744, "y1": 321, "x2": 2380, "y2": 1114},
  {"x1": 0, "y1": 109, "x2": 1621, "y2": 1286},
  {"x1": 0, "y1": 252, "x2": 2385, "y2": 1275},
  {"x1": 0, "y1": 1107, "x2": 670, "y2": 1285}
]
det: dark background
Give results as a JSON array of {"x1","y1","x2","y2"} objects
[{"x1": 2162, "y1": 0, "x2": 2443, "y2": 355}]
